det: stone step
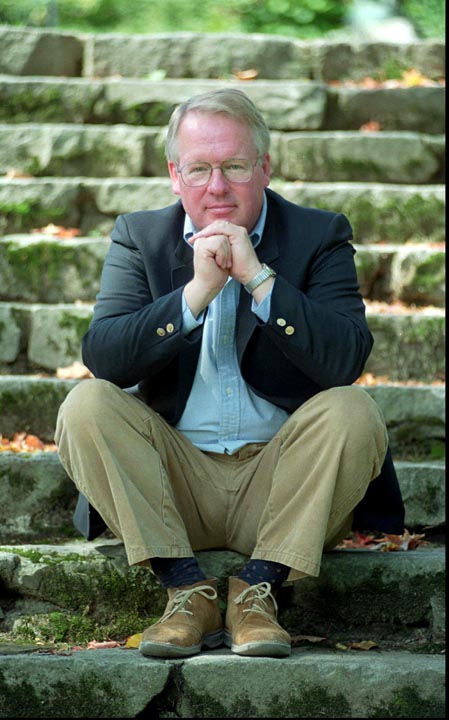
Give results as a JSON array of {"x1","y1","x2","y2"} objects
[
  {"x1": 0, "y1": 541, "x2": 445, "y2": 651},
  {"x1": 0, "y1": 376, "x2": 445, "y2": 458},
  {"x1": 0, "y1": 76, "x2": 445, "y2": 134},
  {"x1": 0, "y1": 235, "x2": 444, "y2": 307},
  {"x1": 0, "y1": 123, "x2": 444, "y2": 184},
  {"x1": 0, "y1": 177, "x2": 445, "y2": 243},
  {"x1": 0, "y1": 301, "x2": 444, "y2": 382},
  {"x1": 0, "y1": 647, "x2": 444, "y2": 718},
  {"x1": 0, "y1": 26, "x2": 444, "y2": 83},
  {"x1": 0, "y1": 452, "x2": 443, "y2": 544}
]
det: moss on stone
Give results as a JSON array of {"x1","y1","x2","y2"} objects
[
  {"x1": 371, "y1": 685, "x2": 445, "y2": 718},
  {"x1": 0, "y1": 668, "x2": 125, "y2": 718}
]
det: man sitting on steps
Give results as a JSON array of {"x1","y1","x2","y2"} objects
[{"x1": 55, "y1": 88, "x2": 404, "y2": 659}]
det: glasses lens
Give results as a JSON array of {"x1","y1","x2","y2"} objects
[
  {"x1": 179, "y1": 159, "x2": 256, "y2": 186},
  {"x1": 222, "y1": 159, "x2": 253, "y2": 182},
  {"x1": 182, "y1": 162, "x2": 212, "y2": 186}
]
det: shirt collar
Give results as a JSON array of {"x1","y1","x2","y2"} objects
[{"x1": 183, "y1": 192, "x2": 267, "y2": 249}]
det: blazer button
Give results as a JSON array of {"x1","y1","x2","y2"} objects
[
  {"x1": 166, "y1": 323, "x2": 174, "y2": 333},
  {"x1": 156, "y1": 327, "x2": 166, "y2": 336},
  {"x1": 276, "y1": 318, "x2": 287, "y2": 327},
  {"x1": 285, "y1": 326, "x2": 295, "y2": 335}
]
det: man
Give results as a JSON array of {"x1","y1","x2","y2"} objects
[{"x1": 56, "y1": 88, "x2": 404, "y2": 660}]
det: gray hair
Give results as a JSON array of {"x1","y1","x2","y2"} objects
[{"x1": 165, "y1": 88, "x2": 271, "y2": 162}]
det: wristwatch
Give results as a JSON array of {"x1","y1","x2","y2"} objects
[{"x1": 244, "y1": 264, "x2": 277, "y2": 293}]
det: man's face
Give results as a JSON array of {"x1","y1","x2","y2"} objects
[{"x1": 168, "y1": 111, "x2": 271, "y2": 231}]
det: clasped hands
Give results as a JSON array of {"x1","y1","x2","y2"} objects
[{"x1": 184, "y1": 220, "x2": 268, "y2": 318}]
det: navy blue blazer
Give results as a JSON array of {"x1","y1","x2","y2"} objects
[{"x1": 75, "y1": 188, "x2": 405, "y2": 540}]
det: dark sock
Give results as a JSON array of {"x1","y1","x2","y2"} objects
[
  {"x1": 238, "y1": 559, "x2": 290, "y2": 593},
  {"x1": 151, "y1": 556, "x2": 206, "y2": 588}
]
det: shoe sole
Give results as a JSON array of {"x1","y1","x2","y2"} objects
[
  {"x1": 224, "y1": 631, "x2": 291, "y2": 658},
  {"x1": 139, "y1": 629, "x2": 224, "y2": 658}
]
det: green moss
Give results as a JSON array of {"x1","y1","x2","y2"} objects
[
  {"x1": 13, "y1": 609, "x2": 149, "y2": 645},
  {"x1": 186, "y1": 684, "x2": 352, "y2": 718},
  {"x1": 0, "y1": 202, "x2": 65, "y2": 233},
  {"x1": 371, "y1": 685, "x2": 445, "y2": 718},
  {"x1": 0, "y1": 669, "x2": 125, "y2": 718},
  {"x1": 0, "y1": 87, "x2": 80, "y2": 124}
]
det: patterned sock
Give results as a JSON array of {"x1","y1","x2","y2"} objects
[
  {"x1": 238, "y1": 559, "x2": 290, "y2": 593},
  {"x1": 151, "y1": 556, "x2": 206, "y2": 588}
]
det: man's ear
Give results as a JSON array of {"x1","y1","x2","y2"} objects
[
  {"x1": 168, "y1": 161, "x2": 181, "y2": 196},
  {"x1": 261, "y1": 153, "x2": 271, "y2": 188}
]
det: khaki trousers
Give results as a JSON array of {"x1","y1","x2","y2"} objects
[{"x1": 55, "y1": 380, "x2": 388, "y2": 582}]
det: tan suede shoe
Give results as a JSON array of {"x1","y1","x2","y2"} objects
[
  {"x1": 224, "y1": 577, "x2": 291, "y2": 657},
  {"x1": 139, "y1": 578, "x2": 223, "y2": 658}
]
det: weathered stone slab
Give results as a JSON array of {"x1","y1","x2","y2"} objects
[
  {"x1": 364, "y1": 310, "x2": 445, "y2": 382},
  {"x1": 0, "y1": 26, "x2": 83, "y2": 76},
  {"x1": 0, "y1": 648, "x2": 444, "y2": 719},
  {"x1": 1, "y1": 76, "x2": 445, "y2": 133},
  {"x1": 0, "y1": 376, "x2": 77, "y2": 440},
  {"x1": 0, "y1": 236, "x2": 109, "y2": 303},
  {"x1": 0, "y1": 77, "x2": 104, "y2": 124},
  {"x1": 355, "y1": 243, "x2": 445, "y2": 306},
  {"x1": 1, "y1": 123, "x2": 444, "y2": 183},
  {"x1": 0, "y1": 453, "x2": 77, "y2": 542},
  {"x1": 273, "y1": 181, "x2": 446, "y2": 244},
  {"x1": 326, "y1": 85, "x2": 445, "y2": 134},
  {"x1": 364, "y1": 384, "x2": 445, "y2": 458},
  {"x1": 0, "y1": 542, "x2": 445, "y2": 649},
  {"x1": 279, "y1": 131, "x2": 444, "y2": 184},
  {"x1": 179, "y1": 650, "x2": 445, "y2": 718},
  {"x1": 0, "y1": 178, "x2": 444, "y2": 242},
  {"x1": 0, "y1": 123, "x2": 161, "y2": 178},
  {"x1": 395, "y1": 460, "x2": 445, "y2": 528},
  {"x1": 0, "y1": 648, "x2": 171, "y2": 718},
  {"x1": 0, "y1": 177, "x2": 81, "y2": 235},
  {"x1": 0, "y1": 237, "x2": 444, "y2": 306},
  {"x1": 0, "y1": 302, "x2": 444, "y2": 380}
]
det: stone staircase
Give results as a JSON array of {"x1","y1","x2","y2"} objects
[{"x1": 0, "y1": 25, "x2": 445, "y2": 718}]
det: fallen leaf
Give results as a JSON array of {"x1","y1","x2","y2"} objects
[
  {"x1": 291, "y1": 634, "x2": 326, "y2": 645},
  {"x1": 30, "y1": 223, "x2": 81, "y2": 238},
  {"x1": 0, "y1": 432, "x2": 57, "y2": 453},
  {"x1": 87, "y1": 640, "x2": 123, "y2": 649},
  {"x1": 347, "y1": 640, "x2": 378, "y2": 651},
  {"x1": 401, "y1": 68, "x2": 428, "y2": 87},
  {"x1": 56, "y1": 361, "x2": 93, "y2": 379},
  {"x1": 360, "y1": 120, "x2": 381, "y2": 132},
  {"x1": 124, "y1": 632, "x2": 142, "y2": 649},
  {"x1": 335, "y1": 642, "x2": 349, "y2": 651},
  {"x1": 336, "y1": 529, "x2": 426, "y2": 552},
  {"x1": 5, "y1": 168, "x2": 34, "y2": 178},
  {"x1": 233, "y1": 68, "x2": 259, "y2": 80}
]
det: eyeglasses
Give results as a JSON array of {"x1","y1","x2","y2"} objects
[{"x1": 176, "y1": 158, "x2": 261, "y2": 187}]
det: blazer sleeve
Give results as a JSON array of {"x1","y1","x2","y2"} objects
[
  {"x1": 253, "y1": 211, "x2": 373, "y2": 392},
  {"x1": 82, "y1": 214, "x2": 201, "y2": 387}
]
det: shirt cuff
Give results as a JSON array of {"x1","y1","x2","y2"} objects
[
  {"x1": 251, "y1": 286, "x2": 273, "y2": 322},
  {"x1": 182, "y1": 292, "x2": 205, "y2": 334}
]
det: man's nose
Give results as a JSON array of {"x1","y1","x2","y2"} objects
[{"x1": 207, "y1": 166, "x2": 230, "y2": 191}]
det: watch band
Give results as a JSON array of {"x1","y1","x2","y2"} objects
[{"x1": 244, "y1": 264, "x2": 277, "y2": 293}]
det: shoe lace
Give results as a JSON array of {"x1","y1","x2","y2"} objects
[
  {"x1": 160, "y1": 584, "x2": 218, "y2": 623},
  {"x1": 234, "y1": 581, "x2": 279, "y2": 620}
]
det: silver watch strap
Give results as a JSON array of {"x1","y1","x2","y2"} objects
[{"x1": 244, "y1": 264, "x2": 276, "y2": 293}]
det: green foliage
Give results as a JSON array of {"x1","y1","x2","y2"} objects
[
  {"x1": 0, "y1": 0, "x2": 350, "y2": 36},
  {"x1": 398, "y1": 0, "x2": 446, "y2": 38},
  {"x1": 0, "y1": 0, "x2": 445, "y2": 37}
]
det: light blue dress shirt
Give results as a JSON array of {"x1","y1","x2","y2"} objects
[{"x1": 175, "y1": 194, "x2": 288, "y2": 454}]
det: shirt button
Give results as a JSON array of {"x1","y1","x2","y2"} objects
[
  {"x1": 156, "y1": 327, "x2": 166, "y2": 336},
  {"x1": 285, "y1": 326, "x2": 295, "y2": 335},
  {"x1": 166, "y1": 323, "x2": 174, "y2": 333},
  {"x1": 276, "y1": 318, "x2": 287, "y2": 327}
]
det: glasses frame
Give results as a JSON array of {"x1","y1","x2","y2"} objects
[{"x1": 176, "y1": 157, "x2": 262, "y2": 187}]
